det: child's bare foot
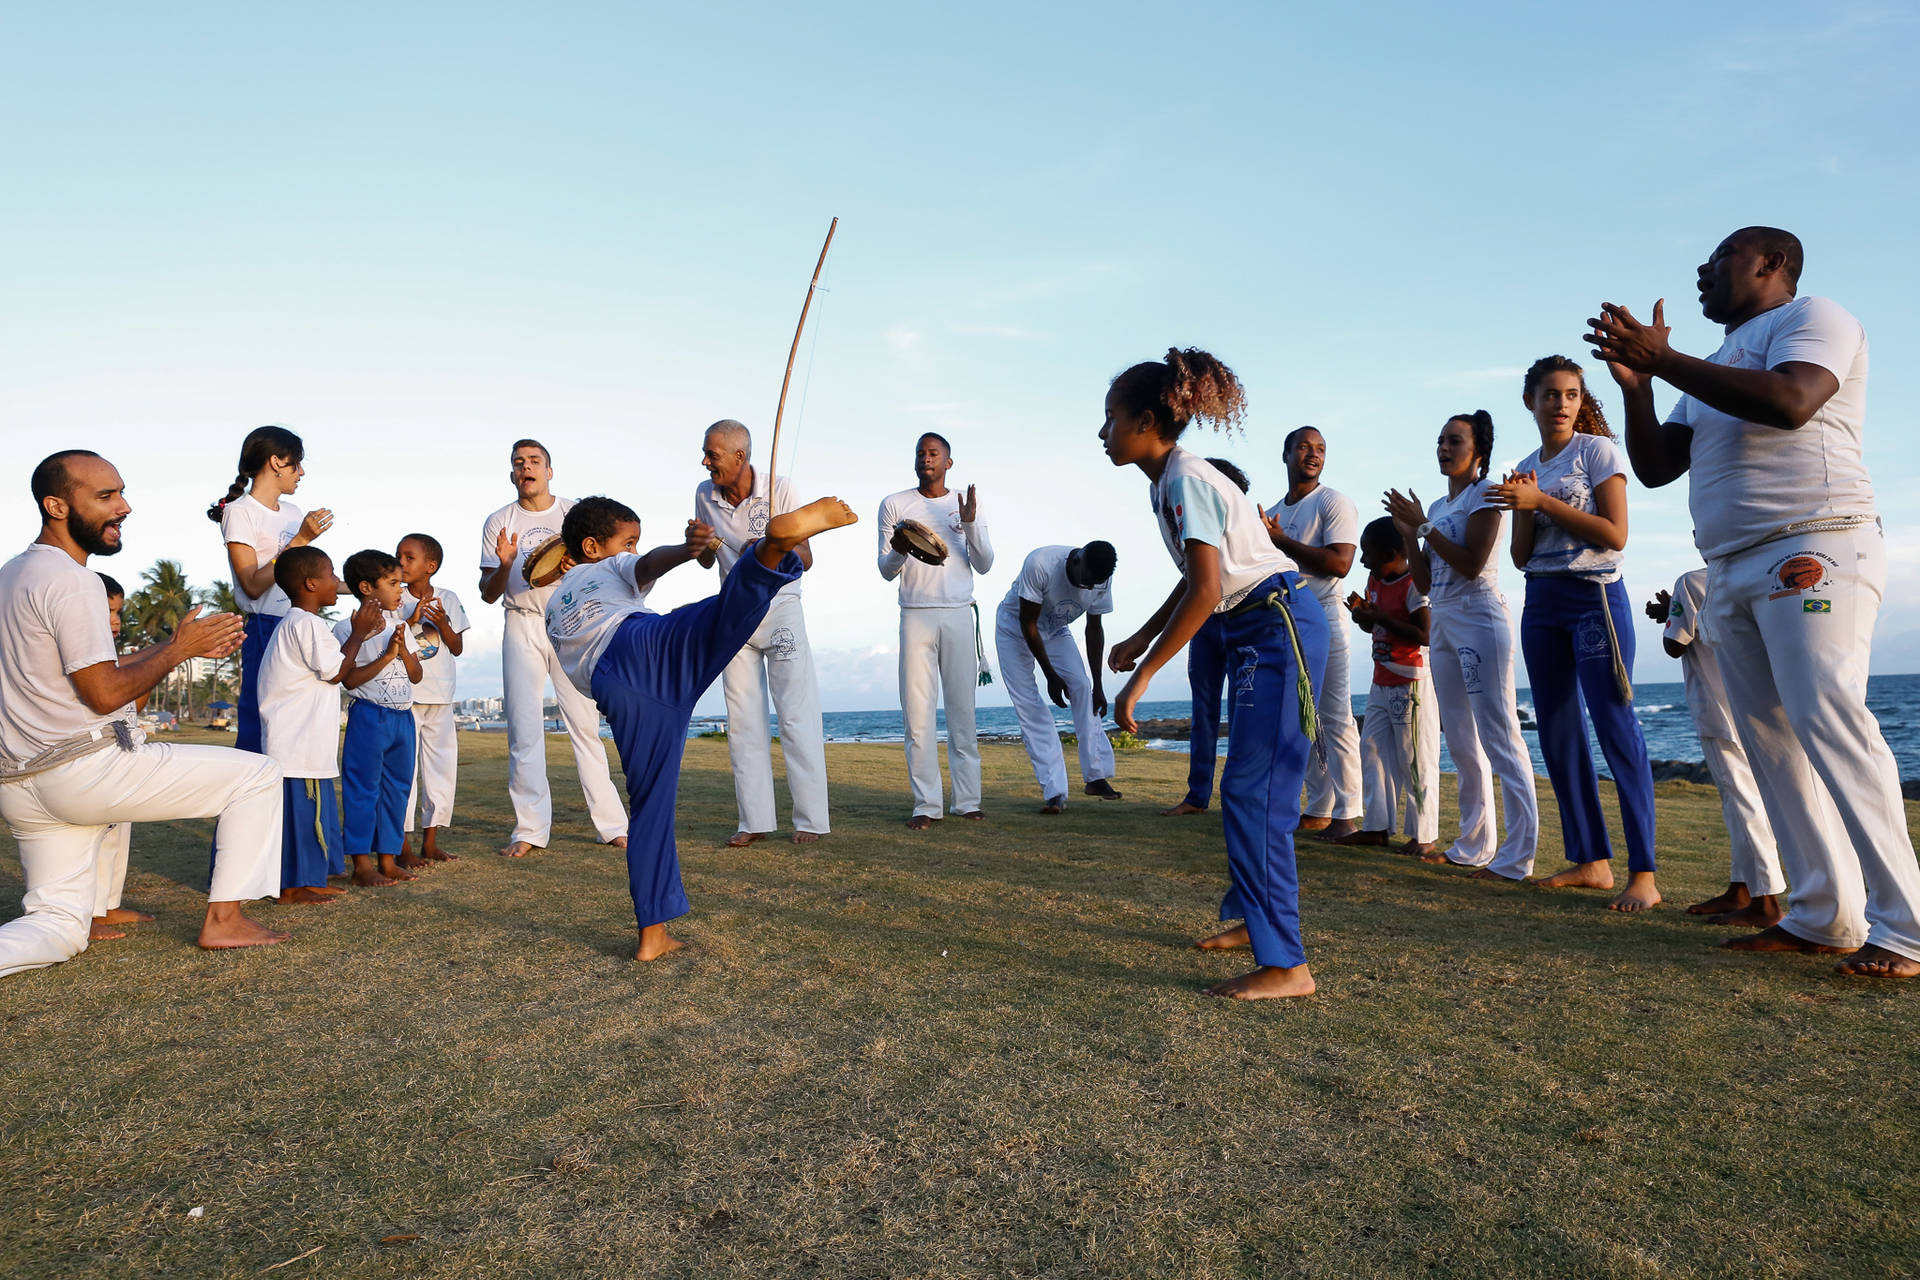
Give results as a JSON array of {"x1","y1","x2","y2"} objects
[
  {"x1": 1834, "y1": 944, "x2": 1920, "y2": 978},
  {"x1": 196, "y1": 903, "x2": 291, "y2": 951},
  {"x1": 1537, "y1": 861, "x2": 1614, "y2": 891},
  {"x1": 1313, "y1": 818, "x2": 1360, "y2": 841},
  {"x1": 1040, "y1": 796, "x2": 1065, "y2": 815},
  {"x1": 1195, "y1": 924, "x2": 1251, "y2": 952},
  {"x1": 100, "y1": 906, "x2": 153, "y2": 924},
  {"x1": 499, "y1": 841, "x2": 537, "y2": 858},
  {"x1": 1205, "y1": 964, "x2": 1315, "y2": 1000},
  {"x1": 1085, "y1": 779, "x2": 1122, "y2": 800},
  {"x1": 1609, "y1": 871, "x2": 1661, "y2": 913},
  {"x1": 421, "y1": 831, "x2": 458, "y2": 861},
  {"x1": 726, "y1": 830, "x2": 767, "y2": 848},
  {"x1": 1160, "y1": 800, "x2": 1206, "y2": 817},
  {"x1": 351, "y1": 855, "x2": 398, "y2": 887},
  {"x1": 312, "y1": 885, "x2": 348, "y2": 895},
  {"x1": 1709, "y1": 896, "x2": 1784, "y2": 929},
  {"x1": 88, "y1": 919, "x2": 126, "y2": 941},
  {"x1": 1404, "y1": 840, "x2": 1445, "y2": 863},
  {"x1": 604, "y1": 836, "x2": 628, "y2": 850},
  {"x1": 396, "y1": 852, "x2": 430, "y2": 870},
  {"x1": 959, "y1": 810, "x2": 985, "y2": 821},
  {"x1": 762, "y1": 498, "x2": 859, "y2": 559},
  {"x1": 1687, "y1": 882, "x2": 1752, "y2": 916},
  {"x1": 792, "y1": 831, "x2": 823, "y2": 844},
  {"x1": 634, "y1": 923, "x2": 685, "y2": 962},
  {"x1": 276, "y1": 886, "x2": 339, "y2": 906},
  {"x1": 1333, "y1": 829, "x2": 1390, "y2": 847},
  {"x1": 377, "y1": 854, "x2": 417, "y2": 882},
  {"x1": 1296, "y1": 815, "x2": 1332, "y2": 833},
  {"x1": 906, "y1": 815, "x2": 938, "y2": 831},
  {"x1": 1723, "y1": 924, "x2": 1855, "y2": 955}
]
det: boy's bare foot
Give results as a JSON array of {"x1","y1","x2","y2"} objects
[
  {"x1": 792, "y1": 831, "x2": 823, "y2": 844},
  {"x1": 1723, "y1": 924, "x2": 1856, "y2": 955},
  {"x1": 421, "y1": 830, "x2": 458, "y2": 861},
  {"x1": 1313, "y1": 818, "x2": 1360, "y2": 841},
  {"x1": 100, "y1": 906, "x2": 153, "y2": 924},
  {"x1": 1834, "y1": 944, "x2": 1920, "y2": 978},
  {"x1": 312, "y1": 885, "x2": 348, "y2": 895},
  {"x1": 1333, "y1": 829, "x2": 1390, "y2": 847},
  {"x1": 1195, "y1": 924, "x2": 1251, "y2": 952},
  {"x1": 1085, "y1": 779, "x2": 1122, "y2": 800},
  {"x1": 1040, "y1": 796, "x2": 1065, "y2": 815},
  {"x1": 1160, "y1": 800, "x2": 1207, "y2": 817},
  {"x1": 726, "y1": 830, "x2": 767, "y2": 848},
  {"x1": 605, "y1": 836, "x2": 629, "y2": 849},
  {"x1": 761, "y1": 497, "x2": 859, "y2": 560},
  {"x1": 351, "y1": 856, "x2": 398, "y2": 887},
  {"x1": 1709, "y1": 896, "x2": 1783, "y2": 928},
  {"x1": 959, "y1": 810, "x2": 985, "y2": 820},
  {"x1": 276, "y1": 887, "x2": 339, "y2": 906},
  {"x1": 1296, "y1": 815, "x2": 1332, "y2": 833},
  {"x1": 499, "y1": 841, "x2": 537, "y2": 858},
  {"x1": 197, "y1": 903, "x2": 291, "y2": 951},
  {"x1": 377, "y1": 855, "x2": 417, "y2": 882},
  {"x1": 906, "y1": 815, "x2": 937, "y2": 830},
  {"x1": 396, "y1": 852, "x2": 430, "y2": 871},
  {"x1": 1205, "y1": 964, "x2": 1316, "y2": 1000},
  {"x1": 1610, "y1": 872, "x2": 1661, "y2": 913},
  {"x1": 1406, "y1": 841, "x2": 1445, "y2": 863},
  {"x1": 88, "y1": 919, "x2": 126, "y2": 941},
  {"x1": 635, "y1": 923, "x2": 685, "y2": 962},
  {"x1": 1538, "y1": 861, "x2": 1614, "y2": 891},
  {"x1": 1687, "y1": 882, "x2": 1752, "y2": 916}
]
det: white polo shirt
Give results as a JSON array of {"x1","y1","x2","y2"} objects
[
  {"x1": 259, "y1": 608, "x2": 344, "y2": 778},
  {"x1": 480, "y1": 496, "x2": 575, "y2": 615},
  {"x1": 0, "y1": 544, "x2": 119, "y2": 765},
  {"x1": 1151, "y1": 447, "x2": 1294, "y2": 612},
  {"x1": 334, "y1": 611, "x2": 416, "y2": 710},
  {"x1": 544, "y1": 554, "x2": 655, "y2": 696},
  {"x1": 1265, "y1": 485, "x2": 1358, "y2": 610},
  {"x1": 221, "y1": 492, "x2": 303, "y2": 617},
  {"x1": 875, "y1": 488, "x2": 995, "y2": 608},
  {"x1": 695, "y1": 469, "x2": 802, "y2": 601},
  {"x1": 998, "y1": 545, "x2": 1113, "y2": 633}
]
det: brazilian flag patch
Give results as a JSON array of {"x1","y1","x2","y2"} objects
[{"x1": 1804, "y1": 598, "x2": 1832, "y2": 614}]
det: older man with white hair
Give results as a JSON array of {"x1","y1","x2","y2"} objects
[{"x1": 694, "y1": 420, "x2": 830, "y2": 845}]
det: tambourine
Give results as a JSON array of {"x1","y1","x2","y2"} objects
[
  {"x1": 896, "y1": 519, "x2": 949, "y2": 566},
  {"x1": 521, "y1": 535, "x2": 571, "y2": 588}
]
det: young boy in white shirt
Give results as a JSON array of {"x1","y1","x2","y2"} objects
[
  {"x1": 86, "y1": 573, "x2": 152, "y2": 940},
  {"x1": 259, "y1": 546, "x2": 384, "y2": 902},
  {"x1": 396, "y1": 533, "x2": 468, "y2": 867},
  {"x1": 1342, "y1": 518, "x2": 1439, "y2": 858},
  {"x1": 333, "y1": 550, "x2": 423, "y2": 887}
]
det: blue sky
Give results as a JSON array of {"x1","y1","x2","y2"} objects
[{"x1": 4, "y1": 2, "x2": 1916, "y2": 712}]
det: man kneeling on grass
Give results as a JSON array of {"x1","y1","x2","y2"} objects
[{"x1": 544, "y1": 493, "x2": 857, "y2": 962}]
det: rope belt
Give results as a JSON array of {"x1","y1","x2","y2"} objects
[
  {"x1": 1597, "y1": 582, "x2": 1634, "y2": 705},
  {"x1": 1250, "y1": 583, "x2": 1320, "y2": 746},
  {"x1": 0, "y1": 717, "x2": 144, "y2": 784},
  {"x1": 971, "y1": 603, "x2": 994, "y2": 688}
]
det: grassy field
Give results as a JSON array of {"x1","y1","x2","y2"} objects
[{"x1": 1, "y1": 728, "x2": 1916, "y2": 1279}]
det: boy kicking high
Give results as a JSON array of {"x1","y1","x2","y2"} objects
[{"x1": 545, "y1": 493, "x2": 857, "y2": 962}]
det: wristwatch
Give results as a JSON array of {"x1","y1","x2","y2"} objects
[{"x1": 1414, "y1": 522, "x2": 1434, "y2": 539}]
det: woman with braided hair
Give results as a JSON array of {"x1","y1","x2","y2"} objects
[
  {"x1": 1102, "y1": 348, "x2": 1328, "y2": 1000},
  {"x1": 207, "y1": 426, "x2": 332, "y2": 754}
]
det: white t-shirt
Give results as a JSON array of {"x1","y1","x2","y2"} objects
[
  {"x1": 258, "y1": 608, "x2": 344, "y2": 778},
  {"x1": 544, "y1": 554, "x2": 655, "y2": 696},
  {"x1": 399, "y1": 587, "x2": 469, "y2": 705},
  {"x1": 695, "y1": 469, "x2": 802, "y2": 601},
  {"x1": 1424, "y1": 479, "x2": 1505, "y2": 601},
  {"x1": 1514, "y1": 433, "x2": 1628, "y2": 582},
  {"x1": 998, "y1": 545, "x2": 1114, "y2": 633},
  {"x1": 1265, "y1": 485, "x2": 1358, "y2": 609},
  {"x1": 0, "y1": 544, "x2": 120, "y2": 765},
  {"x1": 333, "y1": 611, "x2": 416, "y2": 710},
  {"x1": 480, "y1": 496, "x2": 575, "y2": 615},
  {"x1": 1672, "y1": 296, "x2": 1874, "y2": 561},
  {"x1": 876, "y1": 488, "x2": 995, "y2": 608},
  {"x1": 1664, "y1": 568, "x2": 1737, "y2": 743},
  {"x1": 1152, "y1": 448, "x2": 1294, "y2": 612},
  {"x1": 221, "y1": 492, "x2": 303, "y2": 616}
]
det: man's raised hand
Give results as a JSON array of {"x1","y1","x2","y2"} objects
[
  {"x1": 1586, "y1": 300, "x2": 1669, "y2": 390},
  {"x1": 172, "y1": 606, "x2": 246, "y2": 661},
  {"x1": 959, "y1": 484, "x2": 978, "y2": 523},
  {"x1": 494, "y1": 528, "x2": 519, "y2": 568}
]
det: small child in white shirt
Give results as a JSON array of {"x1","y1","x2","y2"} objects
[
  {"x1": 395, "y1": 533, "x2": 468, "y2": 866},
  {"x1": 333, "y1": 549, "x2": 424, "y2": 886}
]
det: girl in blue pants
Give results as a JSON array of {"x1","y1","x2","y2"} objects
[
  {"x1": 1102, "y1": 347, "x2": 1328, "y2": 1000},
  {"x1": 1489, "y1": 355, "x2": 1660, "y2": 912}
]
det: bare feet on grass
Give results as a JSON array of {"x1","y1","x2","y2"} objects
[
  {"x1": 100, "y1": 906, "x2": 153, "y2": 924},
  {"x1": 605, "y1": 836, "x2": 629, "y2": 850},
  {"x1": 959, "y1": 810, "x2": 985, "y2": 820},
  {"x1": 88, "y1": 919, "x2": 126, "y2": 941},
  {"x1": 377, "y1": 854, "x2": 417, "y2": 882},
  {"x1": 276, "y1": 887, "x2": 339, "y2": 906},
  {"x1": 1195, "y1": 924, "x2": 1251, "y2": 952},
  {"x1": 1470, "y1": 867, "x2": 1517, "y2": 882},
  {"x1": 1610, "y1": 872, "x2": 1662, "y2": 914},
  {"x1": 726, "y1": 830, "x2": 768, "y2": 848},
  {"x1": 499, "y1": 841, "x2": 537, "y2": 858},
  {"x1": 1160, "y1": 800, "x2": 1207, "y2": 817},
  {"x1": 1333, "y1": 829, "x2": 1390, "y2": 848},
  {"x1": 1537, "y1": 860, "x2": 1614, "y2": 891},
  {"x1": 1834, "y1": 944, "x2": 1920, "y2": 978},
  {"x1": 1296, "y1": 815, "x2": 1332, "y2": 833},
  {"x1": 760, "y1": 498, "x2": 859, "y2": 563},
  {"x1": 312, "y1": 885, "x2": 348, "y2": 896},
  {"x1": 1040, "y1": 796, "x2": 1065, "y2": 815},
  {"x1": 1709, "y1": 896, "x2": 1783, "y2": 929},
  {"x1": 1085, "y1": 779, "x2": 1122, "y2": 800},
  {"x1": 418, "y1": 829, "x2": 459, "y2": 861},
  {"x1": 351, "y1": 855, "x2": 398, "y2": 887},
  {"x1": 1687, "y1": 882, "x2": 1752, "y2": 916},
  {"x1": 1723, "y1": 924, "x2": 1856, "y2": 955},
  {"x1": 1402, "y1": 840, "x2": 1444, "y2": 863},
  {"x1": 634, "y1": 923, "x2": 684, "y2": 962},
  {"x1": 1206, "y1": 964, "x2": 1316, "y2": 1001},
  {"x1": 905, "y1": 815, "x2": 938, "y2": 831},
  {"x1": 197, "y1": 903, "x2": 290, "y2": 951},
  {"x1": 396, "y1": 852, "x2": 430, "y2": 871},
  {"x1": 1313, "y1": 818, "x2": 1360, "y2": 841},
  {"x1": 792, "y1": 831, "x2": 823, "y2": 845}
]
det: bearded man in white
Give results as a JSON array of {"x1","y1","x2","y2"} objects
[
  {"x1": 693, "y1": 419, "x2": 830, "y2": 846},
  {"x1": 0, "y1": 451, "x2": 285, "y2": 976},
  {"x1": 1262, "y1": 426, "x2": 1361, "y2": 839},
  {"x1": 1593, "y1": 224, "x2": 1920, "y2": 979},
  {"x1": 477, "y1": 438, "x2": 628, "y2": 857},
  {"x1": 876, "y1": 433, "x2": 995, "y2": 829}
]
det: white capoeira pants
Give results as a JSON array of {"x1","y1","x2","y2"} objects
[
  {"x1": 502, "y1": 608, "x2": 628, "y2": 846},
  {"x1": 91, "y1": 822, "x2": 132, "y2": 917},
  {"x1": 405, "y1": 702, "x2": 458, "y2": 831},
  {"x1": 0, "y1": 742, "x2": 281, "y2": 978},
  {"x1": 1302, "y1": 598, "x2": 1361, "y2": 820},
  {"x1": 721, "y1": 594, "x2": 830, "y2": 835},
  {"x1": 1698, "y1": 732, "x2": 1787, "y2": 897},
  {"x1": 1428, "y1": 590, "x2": 1538, "y2": 879},
  {"x1": 1708, "y1": 524, "x2": 1920, "y2": 958},
  {"x1": 900, "y1": 605, "x2": 982, "y2": 819},
  {"x1": 1361, "y1": 674, "x2": 1439, "y2": 842},
  {"x1": 993, "y1": 613, "x2": 1116, "y2": 802}
]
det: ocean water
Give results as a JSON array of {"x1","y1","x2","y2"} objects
[{"x1": 692, "y1": 672, "x2": 1920, "y2": 782}]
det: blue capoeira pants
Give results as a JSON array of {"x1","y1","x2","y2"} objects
[
  {"x1": 235, "y1": 612, "x2": 283, "y2": 755},
  {"x1": 341, "y1": 700, "x2": 416, "y2": 858},
  {"x1": 281, "y1": 776, "x2": 343, "y2": 889},
  {"x1": 1181, "y1": 612, "x2": 1228, "y2": 810},
  {"x1": 1520, "y1": 574, "x2": 1657, "y2": 872},
  {"x1": 1215, "y1": 572, "x2": 1329, "y2": 970},
  {"x1": 592, "y1": 548, "x2": 804, "y2": 929}
]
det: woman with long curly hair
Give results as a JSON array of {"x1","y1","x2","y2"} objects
[
  {"x1": 1488, "y1": 356, "x2": 1659, "y2": 912},
  {"x1": 1102, "y1": 348, "x2": 1328, "y2": 1000}
]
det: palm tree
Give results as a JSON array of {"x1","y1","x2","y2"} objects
[
  {"x1": 201, "y1": 580, "x2": 242, "y2": 695},
  {"x1": 141, "y1": 560, "x2": 198, "y2": 717}
]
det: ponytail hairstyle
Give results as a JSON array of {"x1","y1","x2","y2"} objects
[
  {"x1": 1522, "y1": 356, "x2": 1613, "y2": 439},
  {"x1": 1446, "y1": 410, "x2": 1496, "y2": 480},
  {"x1": 207, "y1": 425, "x2": 306, "y2": 523},
  {"x1": 1108, "y1": 347, "x2": 1247, "y2": 441}
]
